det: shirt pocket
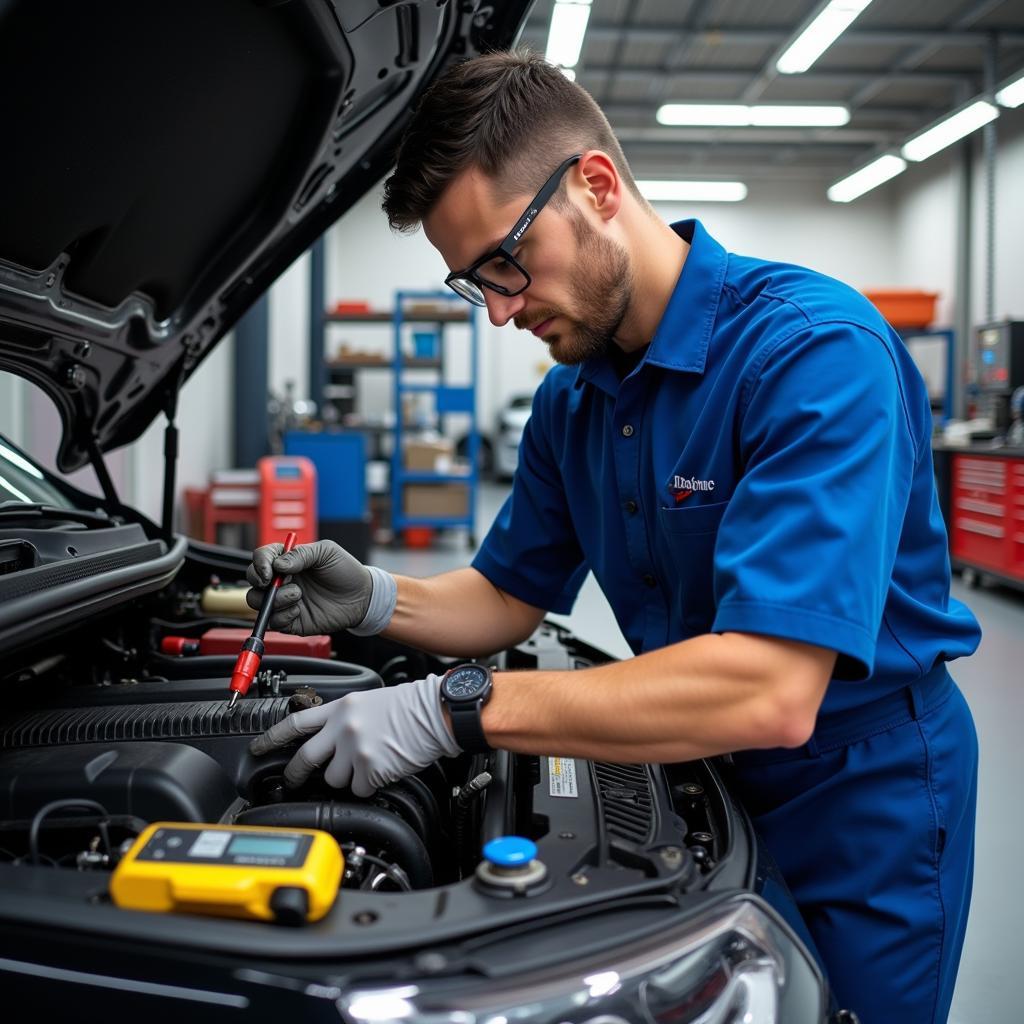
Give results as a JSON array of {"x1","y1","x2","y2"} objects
[
  {"x1": 657, "y1": 500, "x2": 729, "y2": 535},
  {"x1": 656, "y1": 501, "x2": 729, "y2": 632}
]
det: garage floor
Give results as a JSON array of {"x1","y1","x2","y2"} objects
[{"x1": 371, "y1": 481, "x2": 1021, "y2": 1024}]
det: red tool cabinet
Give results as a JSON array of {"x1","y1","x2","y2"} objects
[{"x1": 950, "y1": 453, "x2": 1024, "y2": 586}]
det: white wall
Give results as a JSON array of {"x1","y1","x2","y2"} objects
[
  {"x1": 0, "y1": 373, "x2": 24, "y2": 446},
  {"x1": 891, "y1": 150, "x2": 960, "y2": 328},
  {"x1": 892, "y1": 103, "x2": 1024, "y2": 331},
  {"x1": 648, "y1": 178, "x2": 900, "y2": 295},
  {"x1": 269, "y1": 251, "x2": 310, "y2": 400},
  {"x1": 971, "y1": 104, "x2": 1024, "y2": 324}
]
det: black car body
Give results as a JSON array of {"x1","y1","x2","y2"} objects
[{"x1": 0, "y1": 3, "x2": 845, "y2": 1021}]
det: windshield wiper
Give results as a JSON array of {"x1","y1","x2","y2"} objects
[{"x1": 0, "y1": 502, "x2": 118, "y2": 528}]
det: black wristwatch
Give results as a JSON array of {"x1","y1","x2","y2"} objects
[{"x1": 439, "y1": 663, "x2": 493, "y2": 754}]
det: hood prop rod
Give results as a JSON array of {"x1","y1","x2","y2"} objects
[
  {"x1": 86, "y1": 435, "x2": 118, "y2": 507},
  {"x1": 161, "y1": 384, "x2": 181, "y2": 541}
]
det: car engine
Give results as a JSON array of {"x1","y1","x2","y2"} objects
[{"x1": 0, "y1": 546, "x2": 729, "y2": 909}]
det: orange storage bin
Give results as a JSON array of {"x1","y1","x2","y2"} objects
[{"x1": 862, "y1": 289, "x2": 939, "y2": 329}]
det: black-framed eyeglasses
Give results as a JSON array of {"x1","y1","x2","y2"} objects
[{"x1": 444, "y1": 154, "x2": 582, "y2": 307}]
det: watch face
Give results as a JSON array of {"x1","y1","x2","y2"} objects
[{"x1": 444, "y1": 665, "x2": 488, "y2": 700}]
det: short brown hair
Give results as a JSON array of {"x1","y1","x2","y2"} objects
[{"x1": 382, "y1": 49, "x2": 643, "y2": 232}]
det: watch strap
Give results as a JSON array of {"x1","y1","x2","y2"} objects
[{"x1": 448, "y1": 700, "x2": 491, "y2": 754}]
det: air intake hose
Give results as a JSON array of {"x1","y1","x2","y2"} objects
[{"x1": 235, "y1": 801, "x2": 433, "y2": 888}]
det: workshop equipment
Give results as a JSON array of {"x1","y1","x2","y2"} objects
[
  {"x1": 193, "y1": 457, "x2": 317, "y2": 548},
  {"x1": 227, "y1": 531, "x2": 296, "y2": 710},
  {"x1": 973, "y1": 320, "x2": 1024, "y2": 435},
  {"x1": 258, "y1": 455, "x2": 317, "y2": 546},
  {"x1": 110, "y1": 821, "x2": 343, "y2": 925}
]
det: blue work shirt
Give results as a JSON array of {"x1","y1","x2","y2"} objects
[{"x1": 472, "y1": 219, "x2": 981, "y2": 714}]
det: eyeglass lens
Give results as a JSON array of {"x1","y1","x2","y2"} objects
[
  {"x1": 475, "y1": 255, "x2": 528, "y2": 294},
  {"x1": 448, "y1": 277, "x2": 486, "y2": 305}
]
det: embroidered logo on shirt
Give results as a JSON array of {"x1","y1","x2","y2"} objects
[{"x1": 670, "y1": 475, "x2": 715, "y2": 504}]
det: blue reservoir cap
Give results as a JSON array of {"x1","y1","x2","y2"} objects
[{"x1": 483, "y1": 836, "x2": 537, "y2": 869}]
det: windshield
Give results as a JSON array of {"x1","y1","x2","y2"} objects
[{"x1": 0, "y1": 436, "x2": 73, "y2": 508}]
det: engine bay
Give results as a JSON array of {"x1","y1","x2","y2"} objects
[{"x1": 0, "y1": 543, "x2": 735, "y2": 951}]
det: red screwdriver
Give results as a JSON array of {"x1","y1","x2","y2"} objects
[{"x1": 227, "y1": 530, "x2": 297, "y2": 710}]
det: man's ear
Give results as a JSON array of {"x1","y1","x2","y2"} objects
[{"x1": 574, "y1": 150, "x2": 622, "y2": 223}]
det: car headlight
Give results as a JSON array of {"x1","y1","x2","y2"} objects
[{"x1": 337, "y1": 894, "x2": 828, "y2": 1024}]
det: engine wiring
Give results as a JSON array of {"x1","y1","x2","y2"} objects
[
  {"x1": 340, "y1": 842, "x2": 412, "y2": 891},
  {"x1": 28, "y1": 798, "x2": 113, "y2": 866}
]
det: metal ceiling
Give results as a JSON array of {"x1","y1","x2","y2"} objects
[{"x1": 519, "y1": 0, "x2": 1024, "y2": 183}]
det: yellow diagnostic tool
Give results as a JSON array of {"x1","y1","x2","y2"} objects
[{"x1": 110, "y1": 822, "x2": 343, "y2": 925}]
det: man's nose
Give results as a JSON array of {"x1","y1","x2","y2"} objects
[{"x1": 483, "y1": 289, "x2": 526, "y2": 328}]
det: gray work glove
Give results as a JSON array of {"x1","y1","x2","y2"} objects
[
  {"x1": 245, "y1": 539, "x2": 395, "y2": 636},
  {"x1": 249, "y1": 674, "x2": 461, "y2": 795}
]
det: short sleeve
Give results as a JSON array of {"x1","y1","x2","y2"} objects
[
  {"x1": 472, "y1": 386, "x2": 588, "y2": 613},
  {"x1": 711, "y1": 322, "x2": 918, "y2": 680}
]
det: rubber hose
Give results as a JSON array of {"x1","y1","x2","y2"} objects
[{"x1": 235, "y1": 801, "x2": 433, "y2": 888}]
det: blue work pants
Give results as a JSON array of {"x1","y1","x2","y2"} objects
[{"x1": 729, "y1": 667, "x2": 978, "y2": 1024}]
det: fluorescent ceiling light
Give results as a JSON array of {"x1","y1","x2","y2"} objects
[
  {"x1": 657, "y1": 103, "x2": 849, "y2": 127},
  {"x1": 996, "y1": 71, "x2": 1024, "y2": 108},
  {"x1": 827, "y1": 154, "x2": 906, "y2": 202},
  {"x1": 559, "y1": 67, "x2": 577, "y2": 82},
  {"x1": 638, "y1": 181, "x2": 748, "y2": 203},
  {"x1": 777, "y1": 0, "x2": 875, "y2": 75},
  {"x1": 901, "y1": 100, "x2": 999, "y2": 162},
  {"x1": 750, "y1": 105, "x2": 850, "y2": 126},
  {"x1": 657, "y1": 104, "x2": 749, "y2": 126},
  {"x1": 545, "y1": 0, "x2": 592, "y2": 70}
]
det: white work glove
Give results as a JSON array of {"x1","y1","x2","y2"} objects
[{"x1": 249, "y1": 674, "x2": 461, "y2": 796}]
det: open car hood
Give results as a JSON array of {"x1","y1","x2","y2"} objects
[{"x1": 0, "y1": 0, "x2": 531, "y2": 472}]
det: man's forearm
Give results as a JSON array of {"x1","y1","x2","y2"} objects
[
  {"x1": 382, "y1": 567, "x2": 545, "y2": 657},
  {"x1": 482, "y1": 632, "x2": 836, "y2": 762}
]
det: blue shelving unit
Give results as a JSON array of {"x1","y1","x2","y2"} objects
[{"x1": 390, "y1": 291, "x2": 479, "y2": 545}]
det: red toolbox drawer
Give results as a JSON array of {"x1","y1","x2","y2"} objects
[
  {"x1": 1012, "y1": 461, "x2": 1024, "y2": 575},
  {"x1": 951, "y1": 456, "x2": 1009, "y2": 572}
]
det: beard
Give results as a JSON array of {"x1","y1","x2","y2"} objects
[{"x1": 515, "y1": 209, "x2": 633, "y2": 366}]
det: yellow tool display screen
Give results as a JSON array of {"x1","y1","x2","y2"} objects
[{"x1": 111, "y1": 822, "x2": 344, "y2": 925}]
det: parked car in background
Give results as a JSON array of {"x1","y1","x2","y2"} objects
[{"x1": 493, "y1": 393, "x2": 535, "y2": 480}]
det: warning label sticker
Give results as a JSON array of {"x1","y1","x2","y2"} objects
[{"x1": 548, "y1": 757, "x2": 579, "y2": 798}]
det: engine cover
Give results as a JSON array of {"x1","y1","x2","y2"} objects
[{"x1": 0, "y1": 742, "x2": 238, "y2": 824}]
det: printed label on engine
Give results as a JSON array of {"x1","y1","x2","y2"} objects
[{"x1": 548, "y1": 756, "x2": 578, "y2": 798}]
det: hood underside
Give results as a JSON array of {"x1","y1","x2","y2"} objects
[{"x1": 0, "y1": 0, "x2": 530, "y2": 472}]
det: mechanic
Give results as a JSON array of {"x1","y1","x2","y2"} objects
[{"x1": 247, "y1": 51, "x2": 981, "y2": 1024}]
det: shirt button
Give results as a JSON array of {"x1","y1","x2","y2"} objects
[
  {"x1": 643, "y1": 574, "x2": 657, "y2": 588},
  {"x1": 621, "y1": 424, "x2": 634, "y2": 437},
  {"x1": 624, "y1": 499, "x2": 638, "y2": 514}
]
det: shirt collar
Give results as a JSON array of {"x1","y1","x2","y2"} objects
[{"x1": 575, "y1": 219, "x2": 728, "y2": 392}]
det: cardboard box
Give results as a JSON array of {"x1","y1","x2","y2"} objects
[
  {"x1": 404, "y1": 438, "x2": 454, "y2": 472},
  {"x1": 403, "y1": 483, "x2": 469, "y2": 518}
]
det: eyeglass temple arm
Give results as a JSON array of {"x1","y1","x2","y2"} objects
[{"x1": 505, "y1": 154, "x2": 582, "y2": 241}]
